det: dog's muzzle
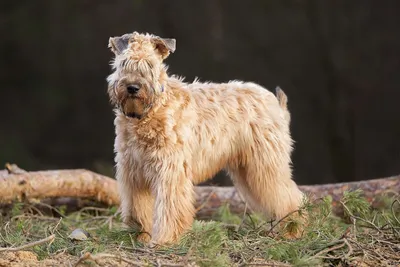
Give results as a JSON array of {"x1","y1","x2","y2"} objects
[{"x1": 125, "y1": 112, "x2": 142, "y2": 119}]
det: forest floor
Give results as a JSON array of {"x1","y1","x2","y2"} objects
[{"x1": 0, "y1": 190, "x2": 399, "y2": 267}]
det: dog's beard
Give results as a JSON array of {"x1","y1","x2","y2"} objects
[{"x1": 121, "y1": 97, "x2": 145, "y2": 119}]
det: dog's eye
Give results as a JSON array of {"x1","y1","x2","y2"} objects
[{"x1": 127, "y1": 84, "x2": 140, "y2": 94}]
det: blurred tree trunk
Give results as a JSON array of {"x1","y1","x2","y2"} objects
[
  {"x1": 1, "y1": 0, "x2": 400, "y2": 186},
  {"x1": 306, "y1": 1, "x2": 356, "y2": 183}
]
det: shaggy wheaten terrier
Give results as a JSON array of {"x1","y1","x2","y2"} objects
[{"x1": 106, "y1": 31, "x2": 305, "y2": 246}]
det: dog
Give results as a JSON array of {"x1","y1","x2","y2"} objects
[{"x1": 106, "y1": 31, "x2": 305, "y2": 246}]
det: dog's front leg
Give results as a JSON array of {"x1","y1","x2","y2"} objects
[
  {"x1": 115, "y1": 161, "x2": 154, "y2": 243},
  {"x1": 149, "y1": 163, "x2": 195, "y2": 246}
]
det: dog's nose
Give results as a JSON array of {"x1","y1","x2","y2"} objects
[{"x1": 127, "y1": 85, "x2": 140, "y2": 94}]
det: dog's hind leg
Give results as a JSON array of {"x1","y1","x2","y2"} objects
[
  {"x1": 229, "y1": 164, "x2": 303, "y2": 219},
  {"x1": 226, "y1": 166, "x2": 264, "y2": 214},
  {"x1": 227, "y1": 143, "x2": 305, "y2": 237}
]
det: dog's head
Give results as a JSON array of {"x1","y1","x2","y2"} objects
[{"x1": 106, "y1": 32, "x2": 176, "y2": 119}]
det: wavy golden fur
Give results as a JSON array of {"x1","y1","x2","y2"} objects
[{"x1": 106, "y1": 31, "x2": 305, "y2": 246}]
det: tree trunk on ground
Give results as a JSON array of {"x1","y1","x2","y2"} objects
[{"x1": 1, "y1": 169, "x2": 399, "y2": 217}]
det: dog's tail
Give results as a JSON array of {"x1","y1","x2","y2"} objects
[{"x1": 275, "y1": 86, "x2": 291, "y2": 123}]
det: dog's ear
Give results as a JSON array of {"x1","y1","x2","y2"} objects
[
  {"x1": 152, "y1": 37, "x2": 176, "y2": 59},
  {"x1": 108, "y1": 33, "x2": 133, "y2": 55}
]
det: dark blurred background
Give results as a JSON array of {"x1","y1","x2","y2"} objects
[{"x1": 1, "y1": 0, "x2": 399, "y2": 186}]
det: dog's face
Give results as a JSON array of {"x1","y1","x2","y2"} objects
[{"x1": 107, "y1": 32, "x2": 176, "y2": 119}]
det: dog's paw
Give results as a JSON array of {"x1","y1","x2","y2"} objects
[
  {"x1": 136, "y1": 232, "x2": 151, "y2": 244},
  {"x1": 281, "y1": 227, "x2": 304, "y2": 240},
  {"x1": 279, "y1": 212, "x2": 308, "y2": 240},
  {"x1": 148, "y1": 241, "x2": 161, "y2": 249}
]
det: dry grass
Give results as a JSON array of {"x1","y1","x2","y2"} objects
[{"x1": 0, "y1": 189, "x2": 399, "y2": 266}]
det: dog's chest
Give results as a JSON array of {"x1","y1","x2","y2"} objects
[{"x1": 127, "y1": 145, "x2": 142, "y2": 164}]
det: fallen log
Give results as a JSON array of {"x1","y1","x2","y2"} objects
[
  {"x1": 195, "y1": 177, "x2": 400, "y2": 217},
  {"x1": 0, "y1": 169, "x2": 119, "y2": 206},
  {"x1": 0, "y1": 168, "x2": 399, "y2": 217}
]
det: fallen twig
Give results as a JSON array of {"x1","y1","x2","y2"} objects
[
  {"x1": 343, "y1": 238, "x2": 353, "y2": 259},
  {"x1": 156, "y1": 259, "x2": 185, "y2": 267},
  {"x1": 239, "y1": 264, "x2": 291, "y2": 267},
  {"x1": 0, "y1": 234, "x2": 55, "y2": 252},
  {"x1": 312, "y1": 240, "x2": 346, "y2": 258},
  {"x1": 74, "y1": 252, "x2": 145, "y2": 267}
]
